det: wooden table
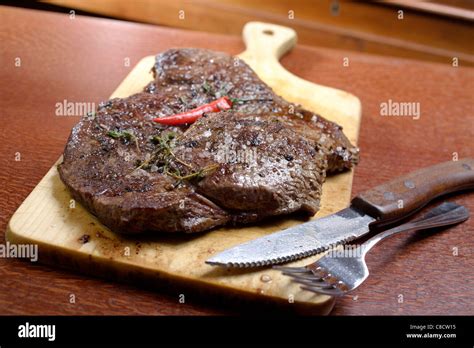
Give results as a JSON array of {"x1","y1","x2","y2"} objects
[{"x1": 1, "y1": 6, "x2": 473, "y2": 315}]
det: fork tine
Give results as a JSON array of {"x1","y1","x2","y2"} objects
[
  {"x1": 272, "y1": 265, "x2": 309, "y2": 273},
  {"x1": 283, "y1": 273, "x2": 329, "y2": 284},
  {"x1": 300, "y1": 285, "x2": 346, "y2": 297},
  {"x1": 275, "y1": 260, "x2": 350, "y2": 296},
  {"x1": 282, "y1": 272, "x2": 332, "y2": 287},
  {"x1": 291, "y1": 278, "x2": 334, "y2": 288},
  {"x1": 282, "y1": 273, "x2": 323, "y2": 282}
]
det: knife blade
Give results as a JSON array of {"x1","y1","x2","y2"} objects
[
  {"x1": 206, "y1": 207, "x2": 374, "y2": 267},
  {"x1": 206, "y1": 158, "x2": 474, "y2": 267}
]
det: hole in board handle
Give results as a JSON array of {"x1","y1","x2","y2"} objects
[{"x1": 262, "y1": 29, "x2": 274, "y2": 36}]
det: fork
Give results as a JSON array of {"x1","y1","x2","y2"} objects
[{"x1": 275, "y1": 202, "x2": 469, "y2": 296}]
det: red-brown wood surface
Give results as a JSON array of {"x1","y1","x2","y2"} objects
[{"x1": 0, "y1": 6, "x2": 473, "y2": 315}]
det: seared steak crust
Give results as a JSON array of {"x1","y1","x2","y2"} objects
[
  {"x1": 59, "y1": 48, "x2": 358, "y2": 234},
  {"x1": 175, "y1": 112, "x2": 326, "y2": 219},
  {"x1": 146, "y1": 48, "x2": 359, "y2": 172},
  {"x1": 58, "y1": 93, "x2": 229, "y2": 233}
]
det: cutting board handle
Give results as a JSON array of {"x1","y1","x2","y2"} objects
[
  {"x1": 239, "y1": 21, "x2": 361, "y2": 122},
  {"x1": 242, "y1": 22, "x2": 297, "y2": 61}
]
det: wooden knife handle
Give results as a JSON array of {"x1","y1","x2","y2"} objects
[{"x1": 351, "y1": 158, "x2": 474, "y2": 225}]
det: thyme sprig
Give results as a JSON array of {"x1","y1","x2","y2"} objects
[{"x1": 135, "y1": 131, "x2": 217, "y2": 182}]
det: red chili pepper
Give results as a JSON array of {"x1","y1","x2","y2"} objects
[{"x1": 153, "y1": 96, "x2": 233, "y2": 125}]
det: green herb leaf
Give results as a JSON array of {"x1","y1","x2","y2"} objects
[
  {"x1": 121, "y1": 130, "x2": 135, "y2": 141},
  {"x1": 108, "y1": 129, "x2": 135, "y2": 140},
  {"x1": 137, "y1": 131, "x2": 216, "y2": 182},
  {"x1": 107, "y1": 130, "x2": 123, "y2": 139},
  {"x1": 107, "y1": 129, "x2": 140, "y2": 152}
]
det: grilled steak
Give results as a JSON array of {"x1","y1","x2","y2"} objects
[
  {"x1": 58, "y1": 48, "x2": 358, "y2": 234},
  {"x1": 174, "y1": 112, "x2": 326, "y2": 221},
  {"x1": 145, "y1": 48, "x2": 359, "y2": 172},
  {"x1": 59, "y1": 93, "x2": 229, "y2": 234}
]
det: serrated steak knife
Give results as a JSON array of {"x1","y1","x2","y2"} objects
[{"x1": 206, "y1": 158, "x2": 474, "y2": 267}]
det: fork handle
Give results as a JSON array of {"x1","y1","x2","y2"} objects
[
  {"x1": 352, "y1": 158, "x2": 474, "y2": 226},
  {"x1": 363, "y1": 202, "x2": 469, "y2": 253}
]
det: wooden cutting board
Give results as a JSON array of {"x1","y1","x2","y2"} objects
[{"x1": 6, "y1": 22, "x2": 361, "y2": 314}]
